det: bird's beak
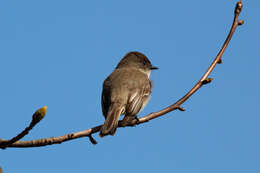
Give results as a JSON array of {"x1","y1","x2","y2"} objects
[{"x1": 150, "y1": 66, "x2": 159, "y2": 70}]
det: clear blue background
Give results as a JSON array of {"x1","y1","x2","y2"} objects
[{"x1": 0, "y1": 0, "x2": 259, "y2": 172}]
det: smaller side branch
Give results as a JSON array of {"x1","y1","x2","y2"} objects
[{"x1": 0, "y1": 106, "x2": 47, "y2": 149}]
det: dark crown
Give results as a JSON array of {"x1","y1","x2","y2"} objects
[{"x1": 116, "y1": 51, "x2": 153, "y2": 70}]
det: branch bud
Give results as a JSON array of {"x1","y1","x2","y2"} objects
[
  {"x1": 235, "y1": 1, "x2": 243, "y2": 14},
  {"x1": 32, "y1": 106, "x2": 47, "y2": 123},
  {"x1": 217, "y1": 59, "x2": 222, "y2": 64},
  {"x1": 202, "y1": 78, "x2": 213, "y2": 85},
  {"x1": 238, "y1": 20, "x2": 244, "y2": 26}
]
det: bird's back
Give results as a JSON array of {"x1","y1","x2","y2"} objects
[{"x1": 102, "y1": 67, "x2": 151, "y2": 117}]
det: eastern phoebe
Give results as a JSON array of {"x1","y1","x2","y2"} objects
[{"x1": 99, "y1": 51, "x2": 158, "y2": 137}]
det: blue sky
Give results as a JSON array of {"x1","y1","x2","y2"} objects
[{"x1": 0, "y1": 0, "x2": 259, "y2": 172}]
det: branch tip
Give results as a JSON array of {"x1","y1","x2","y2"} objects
[
  {"x1": 177, "y1": 107, "x2": 185, "y2": 111},
  {"x1": 89, "y1": 135, "x2": 98, "y2": 145},
  {"x1": 32, "y1": 106, "x2": 47, "y2": 123},
  {"x1": 235, "y1": 1, "x2": 243, "y2": 14}
]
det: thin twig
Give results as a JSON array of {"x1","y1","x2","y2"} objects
[
  {"x1": 0, "y1": 1, "x2": 243, "y2": 148},
  {"x1": 0, "y1": 106, "x2": 47, "y2": 149}
]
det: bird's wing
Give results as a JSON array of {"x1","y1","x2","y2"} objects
[
  {"x1": 126, "y1": 80, "x2": 151, "y2": 116},
  {"x1": 101, "y1": 85, "x2": 111, "y2": 118}
]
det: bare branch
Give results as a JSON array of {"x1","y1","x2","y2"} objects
[
  {"x1": 0, "y1": 1, "x2": 243, "y2": 148},
  {"x1": 0, "y1": 106, "x2": 47, "y2": 149}
]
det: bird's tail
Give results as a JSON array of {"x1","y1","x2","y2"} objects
[{"x1": 99, "y1": 103, "x2": 124, "y2": 137}]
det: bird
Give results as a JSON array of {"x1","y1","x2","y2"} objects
[{"x1": 99, "y1": 51, "x2": 158, "y2": 137}]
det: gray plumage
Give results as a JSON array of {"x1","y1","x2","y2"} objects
[{"x1": 99, "y1": 51, "x2": 157, "y2": 137}]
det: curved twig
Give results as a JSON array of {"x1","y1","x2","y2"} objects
[
  {"x1": 0, "y1": 1, "x2": 243, "y2": 148},
  {"x1": 0, "y1": 106, "x2": 47, "y2": 149}
]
